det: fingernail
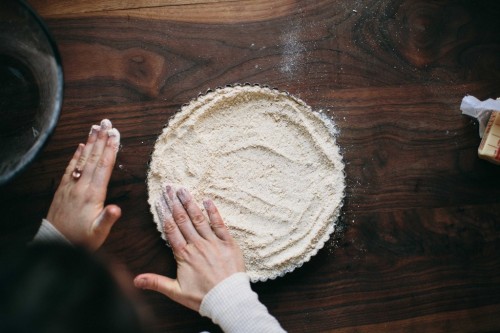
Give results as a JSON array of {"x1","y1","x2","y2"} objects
[
  {"x1": 108, "y1": 128, "x2": 120, "y2": 139},
  {"x1": 160, "y1": 185, "x2": 170, "y2": 208},
  {"x1": 77, "y1": 143, "x2": 85, "y2": 152},
  {"x1": 89, "y1": 125, "x2": 100, "y2": 136},
  {"x1": 165, "y1": 185, "x2": 174, "y2": 199},
  {"x1": 203, "y1": 199, "x2": 212, "y2": 210},
  {"x1": 107, "y1": 128, "x2": 121, "y2": 150},
  {"x1": 134, "y1": 278, "x2": 147, "y2": 289},
  {"x1": 176, "y1": 187, "x2": 190, "y2": 203},
  {"x1": 100, "y1": 119, "x2": 112, "y2": 130}
]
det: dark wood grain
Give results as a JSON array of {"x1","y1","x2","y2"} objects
[{"x1": 2, "y1": 0, "x2": 500, "y2": 332}]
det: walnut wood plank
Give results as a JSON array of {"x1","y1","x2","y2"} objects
[
  {"x1": 30, "y1": 0, "x2": 299, "y2": 23},
  {"x1": 1, "y1": 0, "x2": 500, "y2": 332}
]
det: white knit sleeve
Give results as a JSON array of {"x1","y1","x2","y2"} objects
[
  {"x1": 31, "y1": 218, "x2": 71, "y2": 244},
  {"x1": 199, "y1": 272, "x2": 286, "y2": 333}
]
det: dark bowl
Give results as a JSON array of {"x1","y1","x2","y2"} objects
[{"x1": 0, "y1": 0, "x2": 63, "y2": 186}]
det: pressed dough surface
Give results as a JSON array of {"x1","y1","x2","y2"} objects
[{"x1": 148, "y1": 85, "x2": 345, "y2": 282}]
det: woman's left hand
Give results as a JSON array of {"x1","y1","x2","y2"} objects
[{"x1": 46, "y1": 119, "x2": 122, "y2": 250}]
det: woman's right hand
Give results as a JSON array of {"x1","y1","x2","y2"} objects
[{"x1": 134, "y1": 185, "x2": 246, "y2": 311}]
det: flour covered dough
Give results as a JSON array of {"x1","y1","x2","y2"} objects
[{"x1": 147, "y1": 85, "x2": 345, "y2": 282}]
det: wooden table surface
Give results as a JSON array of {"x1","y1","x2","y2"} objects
[{"x1": 2, "y1": 0, "x2": 500, "y2": 332}]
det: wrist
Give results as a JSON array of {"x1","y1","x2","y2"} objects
[{"x1": 32, "y1": 219, "x2": 72, "y2": 245}]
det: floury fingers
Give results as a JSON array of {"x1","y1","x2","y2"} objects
[
  {"x1": 107, "y1": 128, "x2": 121, "y2": 152},
  {"x1": 71, "y1": 120, "x2": 120, "y2": 182}
]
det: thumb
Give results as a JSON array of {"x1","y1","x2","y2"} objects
[
  {"x1": 92, "y1": 204, "x2": 121, "y2": 237},
  {"x1": 134, "y1": 274, "x2": 200, "y2": 311},
  {"x1": 134, "y1": 273, "x2": 179, "y2": 298}
]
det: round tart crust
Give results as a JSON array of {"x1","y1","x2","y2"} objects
[{"x1": 148, "y1": 85, "x2": 345, "y2": 282}]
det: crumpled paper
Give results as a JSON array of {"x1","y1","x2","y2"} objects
[{"x1": 461, "y1": 95, "x2": 500, "y2": 138}]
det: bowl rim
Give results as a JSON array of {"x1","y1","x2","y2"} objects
[{"x1": 0, "y1": 0, "x2": 64, "y2": 186}]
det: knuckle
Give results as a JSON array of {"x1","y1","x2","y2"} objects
[
  {"x1": 150, "y1": 276, "x2": 159, "y2": 291},
  {"x1": 185, "y1": 241, "x2": 204, "y2": 256},
  {"x1": 68, "y1": 188, "x2": 82, "y2": 200},
  {"x1": 191, "y1": 213, "x2": 206, "y2": 226},
  {"x1": 87, "y1": 152, "x2": 100, "y2": 165},
  {"x1": 174, "y1": 213, "x2": 190, "y2": 226},
  {"x1": 163, "y1": 220, "x2": 178, "y2": 235},
  {"x1": 211, "y1": 220, "x2": 226, "y2": 229},
  {"x1": 75, "y1": 156, "x2": 87, "y2": 168},
  {"x1": 85, "y1": 185, "x2": 98, "y2": 196},
  {"x1": 97, "y1": 156, "x2": 111, "y2": 169},
  {"x1": 78, "y1": 187, "x2": 98, "y2": 203},
  {"x1": 175, "y1": 244, "x2": 189, "y2": 257}
]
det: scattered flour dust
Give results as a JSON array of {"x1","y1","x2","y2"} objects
[{"x1": 147, "y1": 85, "x2": 345, "y2": 282}]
